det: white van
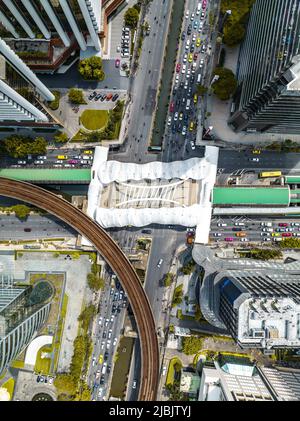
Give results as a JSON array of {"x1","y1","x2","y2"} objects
[
  {"x1": 186, "y1": 99, "x2": 191, "y2": 110},
  {"x1": 197, "y1": 74, "x2": 202, "y2": 83},
  {"x1": 101, "y1": 363, "x2": 107, "y2": 374},
  {"x1": 196, "y1": 3, "x2": 201, "y2": 15}
]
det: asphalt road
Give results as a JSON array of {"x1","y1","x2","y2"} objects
[{"x1": 0, "y1": 213, "x2": 76, "y2": 240}]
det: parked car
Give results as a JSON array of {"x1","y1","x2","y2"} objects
[
  {"x1": 115, "y1": 58, "x2": 120, "y2": 68},
  {"x1": 157, "y1": 258, "x2": 163, "y2": 268}
]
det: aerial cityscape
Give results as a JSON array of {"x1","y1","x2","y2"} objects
[{"x1": 1, "y1": 0, "x2": 300, "y2": 408}]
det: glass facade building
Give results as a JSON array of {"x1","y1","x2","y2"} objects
[
  {"x1": 228, "y1": 0, "x2": 300, "y2": 133},
  {"x1": 0, "y1": 283, "x2": 51, "y2": 375}
]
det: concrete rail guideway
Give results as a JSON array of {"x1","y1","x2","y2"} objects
[{"x1": 0, "y1": 177, "x2": 159, "y2": 401}]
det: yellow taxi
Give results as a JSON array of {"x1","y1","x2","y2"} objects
[
  {"x1": 193, "y1": 94, "x2": 198, "y2": 104},
  {"x1": 188, "y1": 53, "x2": 193, "y2": 63},
  {"x1": 272, "y1": 232, "x2": 280, "y2": 237},
  {"x1": 196, "y1": 38, "x2": 201, "y2": 47},
  {"x1": 57, "y1": 155, "x2": 68, "y2": 160},
  {"x1": 189, "y1": 121, "x2": 194, "y2": 131},
  {"x1": 98, "y1": 354, "x2": 103, "y2": 364},
  {"x1": 252, "y1": 149, "x2": 261, "y2": 154},
  {"x1": 84, "y1": 150, "x2": 93, "y2": 154}
]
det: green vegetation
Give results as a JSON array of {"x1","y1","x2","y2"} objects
[
  {"x1": 34, "y1": 345, "x2": 52, "y2": 375},
  {"x1": 78, "y1": 56, "x2": 105, "y2": 81},
  {"x1": 68, "y1": 88, "x2": 86, "y2": 105},
  {"x1": 80, "y1": 110, "x2": 109, "y2": 131},
  {"x1": 86, "y1": 101, "x2": 124, "y2": 141},
  {"x1": 239, "y1": 248, "x2": 283, "y2": 260},
  {"x1": 54, "y1": 132, "x2": 69, "y2": 143},
  {"x1": 28, "y1": 281, "x2": 54, "y2": 305},
  {"x1": 163, "y1": 272, "x2": 174, "y2": 287},
  {"x1": 212, "y1": 67, "x2": 237, "y2": 100},
  {"x1": 124, "y1": 6, "x2": 140, "y2": 28},
  {"x1": 77, "y1": 304, "x2": 96, "y2": 332},
  {"x1": 166, "y1": 357, "x2": 182, "y2": 386},
  {"x1": 182, "y1": 336, "x2": 204, "y2": 355},
  {"x1": 180, "y1": 258, "x2": 196, "y2": 275},
  {"x1": 265, "y1": 139, "x2": 300, "y2": 153},
  {"x1": 3, "y1": 135, "x2": 47, "y2": 158},
  {"x1": 48, "y1": 90, "x2": 60, "y2": 110},
  {"x1": 11, "y1": 204, "x2": 30, "y2": 220},
  {"x1": 169, "y1": 324, "x2": 175, "y2": 334},
  {"x1": 136, "y1": 238, "x2": 151, "y2": 250},
  {"x1": 87, "y1": 263, "x2": 104, "y2": 291},
  {"x1": 278, "y1": 238, "x2": 300, "y2": 249},
  {"x1": 218, "y1": 48, "x2": 226, "y2": 67},
  {"x1": 110, "y1": 337, "x2": 135, "y2": 399},
  {"x1": 2, "y1": 378, "x2": 15, "y2": 400},
  {"x1": 194, "y1": 303, "x2": 205, "y2": 322},
  {"x1": 197, "y1": 84, "x2": 208, "y2": 96},
  {"x1": 221, "y1": 0, "x2": 255, "y2": 46},
  {"x1": 172, "y1": 284, "x2": 184, "y2": 307}
]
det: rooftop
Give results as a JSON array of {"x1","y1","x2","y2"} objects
[{"x1": 212, "y1": 187, "x2": 290, "y2": 206}]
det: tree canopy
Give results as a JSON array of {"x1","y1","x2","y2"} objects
[
  {"x1": 182, "y1": 336, "x2": 203, "y2": 355},
  {"x1": 221, "y1": 0, "x2": 255, "y2": 46},
  {"x1": 124, "y1": 7, "x2": 139, "y2": 28},
  {"x1": 212, "y1": 67, "x2": 237, "y2": 100},
  {"x1": 78, "y1": 56, "x2": 105, "y2": 81},
  {"x1": 68, "y1": 88, "x2": 86, "y2": 104},
  {"x1": 11, "y1": 204, "x2": 30, "y2": 220},
  {"x1": 54, "y1": 132, "x2": 69, "y2": 143},
  {"x1": 3, "y1": 135, "x2": 47, "y2": 158},
  {"x1": 223, "y1": 22, "x2": 245, "y2": 46}
]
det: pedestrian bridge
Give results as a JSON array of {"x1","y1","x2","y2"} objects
[{"x1": 0, "y1": 168, "x2": 91, "y2": 184}]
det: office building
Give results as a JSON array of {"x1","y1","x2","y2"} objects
[
  {"x1": 228, "y1": 0, "x2": 300, "y2": 133},
  {"x1": 218, "y1": 272, "x2": 300, "y2": 349},
  {"x1": 0, "y1": 280, "x2": 51, "y2": 375},
  {"x1": 0, "y1": 0, "x2": 102, "y2": 73}
]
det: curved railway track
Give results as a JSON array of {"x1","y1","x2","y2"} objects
[{"x1": 0, "y1": 177, "x2": 159, "y2": 401}]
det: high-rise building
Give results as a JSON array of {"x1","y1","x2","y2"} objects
[
  {"x1": 0, "y1": 280, "x2": 51, "y2": 375},
  {"x1": 228, "y1": 0, "x2": 300, "y2": 134},
  {"x1": 218, "y1": 272, "x2": 300, "y2": 349},
  {"x1": 0, "y1": 1, "x2": 102, "y2": 74}
]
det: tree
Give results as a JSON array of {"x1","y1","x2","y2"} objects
[
  {"x1": 78, "y1": 304, "x2": 96, "y2": 332},
  {"x1": 68, "y1": 88, "x2": 86, "y2": 104},
  {"x1": 180, "y1": 258, "x2": 196, "y2": 275},
  {"x1": 223, "y1": 22, "x2": 246, "y2": 46},
  {"x1": 163, "y1": 273, "x2": 174, "y2": 287},
  {"x1": 78, "y1": 56, "x2": 105, "y2": 81},
  {"x1": 124, "y1": 7, "x2": 139, "y2": 28},
  {"x1": 182, "y1": 336, "x2": 203, "y2": 355},
  {"x1": 212, "y1": 67, "x2": 237, "y2": 100},
  {"x1": 11, "y1": 204, "x2": 30, "y2": 220},
  {"x1": 54, "y1": 374, "x2": 77, "y2": 396},
  {"x1": 54, "y1": 132, "x2": 69, "y2": 143},
  {"x1": 87, "y1": 273, "x2": 105, "y2": 291},
  {"x1": 172, "y1": 284, "x2": 184, "y2": 307},
  {"x1": 4, "y1": 135, "x2": 47, "y2": 158}
]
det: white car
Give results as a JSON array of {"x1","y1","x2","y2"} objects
[
  {"x1": 262, "y1": 227, "x2": 273, "y2": 232},
  {"x1": 184, "y1": 80, "x2": 188, "y2": 89},
  {"x1": 98, "y1": 387, "x2": 103, "y2": 398},
  {"x1": 263, "y1": 238, "x2": 271, "y2": 242},
  {"x1": 101, "y1": 341, "x2": 105, "y2": 350},
  {"x1": 261, "y1": 232, "x2": 270, "y2": 236},
  {"x1": 217, "y1": 223, "x2": 227, "y2": 227},
  {"x1": 240, "y1": 238, "x2": 249, "y2": 242},
  {"x1": 56, "y1": 160, "x2": 63, "y2": 164},
  {"x1": 249, "y1": 157, "x2": 259, "y2": 162},
  {"x1": 38, "y1": 155, "x2": 47, "y2": 160},
  {"x1": 234, "y1": 222, "x2": 245, "y2": 226},
  {"x1": 174, "y1": 112, "x2": 179, "y2": 121},
  {"x1": 113, "y1": 337, "x2": 118, "y2": 346},
  {"x1": 167, "y1": 116, "x2": 172, "y2": 126},
  {"x1": 182, "y1": 126, "x2": 187, "y2": 136},
  {"x1": 98, "y1": 317, "x2": 103, "y2": 325},
  {"x1": 291, "y1": 222, "x2": 300, "y2": 226},
  {"x1": 199, "y1": 21, "x2": 204, "y2": 30},
  {"x1": 213, "y1": 233, "x2": 221, "y2": 237},
  {"x1": 183, "y1": 53, "x2": 188, "y2": 63},
  {"x1": 181, "y1": 64, "x2": 186, "y2": 74},
  {"x1": 190, "y1": 140, "x2": 196, "y2": 150},
  {"x1": 186, "y1": 69, "x2": 191, "y2": 78},
  {"x1": 162, "y1": 366, "x2": 167, "y2": 376},
  {"x1": 200, "y1": 11, "x2": 205, "y2": 20},
  {"x1": 106, "y1": 340, "x2": 111, "y2": 349},
  {"x1": 199, "y1": 59, "x2": 204, "y2": 68},
  {"x1": 132, "y1": 380, "x2": 137, "y2": 389},
  {"x1": 157, "y1": 258, "x2": 163, "y2": 268},
  {"x1": 175, "y1": 73, "x2": 179, "y2": 83},
  {"x1": 185, "y1": 10, "x2": 189, "y2": 19},
  {"x1": 190, "y1": 12, "x2": 195, "y2": 21},
  {"x1": 17, "y1": 160, "x2": 26, "y2": 165},
  {"x1": 34, "y1": 160, "x2": 44, "y2": 165},
  {"x1": 192, "y1": 33, "x2": 196, "y2": 42}
]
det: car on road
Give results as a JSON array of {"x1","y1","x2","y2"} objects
[
  {"x1": 17, "y1": 160, "x2": 26, "y2": 165},
  {"x1": 185, "y1": 39, "x2": 190, "y2": 50},
  {"x1": 279, "y1": 222, "x2": 288, "y2": 227},
  {"x1": 167, "y1": 116, "x2": 172, "y2": 126},
  {"x1": 162, "y1": 367, "x2": 167, "y2": 376},
  {"x1": 190, "y1": 43, "x2": 195, "y2": 52},
  {"x1": 169, "y1": 102, "x2": 175, "y2": 112},
  {"x1": 202, "y1": 0, "x2": 207, "y2": 9},
  {"x1": 106, "y1": 340, "x2": 111, "y2": 349},
  {"x1": 200, "y1": 11, "x2": 205, "y2": 20},
  {"x1": 196, "y1": 38, "x2": 201, "y2": 47},
  {"x1": 182, "y1": 126, "x2": 187, "y2": 136},
  {"x1": 185, "y1": 10, "x2": 189, "y2": 19},
  {"x1": 102, "y1": 331, "x2": 106, "y2": 339},
  {"x1": 193, "y1": 52, "x2": 198, "y2": 61},
  {"x1": 291, "y1": 222, "x2": 300, "y2": 226},
  {"x1": 175, "y1": 74, "x2": 180, "y2": 84},
  {"x1": 183, "y1": 53, "x2": 188, "y2": 63},
  {"x1": 282, "y1": 232, "x2": 292, "y2": 237},
  {"x1": 100, "y1": 375, "x2": 105, "y2": 385},
  {"x1": 217, "y1": 223, "x2": 227, "y2": 227},
  {"x1": 193, "y1": 21, "x2": 199, "y2": 30},
  {"x1": 293, "y1": 232, "x2": 300, "y2": 237},
  {"x1": 104, "y1": 351, "x2": 109, "y2": 361},
  {"x1": 199, "y1": 59, "x2": 204, "y2": 68},
  {"x1": 113, "y1": 337, "x2": 118, "y2": 346},
  {"x1": 190, "y1": 12, "x2": 195, "y2": 21},
  {"x1": 34, "y1": 160, "x2": 44, "y2": 165},
  {"x1": 98, "y1": 354, "x2": 103, "y2": 364},
  {"x1": 188, "y1": 53, "x2": 193, "y2": 63},
  {"x1": 92, "y1": 357, "x2": 96, "y2": 366},
  {"x1": 192, "y1": 33, "x2": 196, "y2": 42},
  {"x1": 98, "y1": 388, "x2": 103, "y2": 398},
  {"x1": 176, "y1": 63, "x2": 181, "y2": 73},
  {"x1": 263, "y1": 238, "x2": 271, "y2": 241},
  {"x1": 172, "y1": 124, "x2": 177, "y2": 134},
  {"x1": 213, "y1": 233, "x2": 222, "y2": 237},
  {"x1": 112, "y1": 93, "x2": 119, "y2": 102},
  {"x1": 182, "y1": 63, "x2": 186, "y2": 74},
  {"x1": 132, "y1": 380, "x2": 137, "y2": 389},
  {"x1": 181, "y1": 31, "x2": 186, "y2": 41},
  {"x1": 262, "y1": 227, "x2": 273, "y2": 232},
  {"x1": 240, "y1": 238, "x2": 249, "y2": 242},
  {"x1": 234, "y1": 222, "x2": 245, "y2": 226},
  {"x1": 101, "y1": 341, "x2": 105, "y2": 350},
  {"x1": 115, "y1": 58, "x2": 120, "y2": 68},
  {"x1": 190, "y1": 140, "x2": 196, "y2": 150},
  {"x1": 261, "y1": 222, "x2": 272, "y2": 227},
  {"x1": 186, "y1": 69, "x2": 191, "y2": 78},
  {"x1": 94, "y1": 93, "x2": 102, "y2": 101},
  {"x1": 272, "y1": 232, "x2": 280, "y2": 237},
  {"x1": 261, "y1": 232, "x2": 270, "y2": 236},
  {"x1": 193, "y1": 93, "x2": 198, "y2": 103},
  {"x1": 178, "y1": 112, "x2": 183, "y2": 121},
  {"x1": 89, "y1": 91, "x2": 97, "y2": 100},
  {"x1": 189, "y1": 121, "x2": 194, "y2": 131},
  {"x1": 174, "y1": 112, "x2": 179, "y2": 121},
  {"x1": 252, "y1": 149, "x2": 261, "y2": 154},
  {"x1": 157, "y1": 259, "x2": 163, "y2": 268},
  {"x1": 249, "y1": 157, "x2": 259, "y2": 162},
  {"x1": 201, "y1": 44, "x2": 206, "y2": 53},
  {"x1": 184, "y1": 80, "x2": 188, "y2": 89},
  {"x1": 225, "y1": 237, "x2": 234, "y2": 242}
]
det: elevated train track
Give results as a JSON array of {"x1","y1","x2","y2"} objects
[{"x1": 0, "y1": 177, "x2": 159, "y2": 401}]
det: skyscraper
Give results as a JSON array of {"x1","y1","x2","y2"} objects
[
  {"x1": 0, "y1": 280, "x2": 51, "y2": 375},
  {"x1": 228, "y1": 0, "x2": 300, "y2": 133}
]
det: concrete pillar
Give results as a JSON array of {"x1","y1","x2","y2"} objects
[
  {"x1": 40, "y1": 0, "x2": 71, "y2": 47},
  {"x1": 2, "y1": 0, "x2": 35, "y2": 38},
  {"x1": 20, "y1": 0, "x2": 51, "y2": 39},
  {"x1": 78, "y1": 1, "x2": 101, "y2": 52},
  {"x1": 0, "y1": 10, "x2": 19, "y2": 38},
  {"x1": 59, "y1": 0, "x2": 87, "y2": 51}
]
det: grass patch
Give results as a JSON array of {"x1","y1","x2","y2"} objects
[
  {"x1": 166, "y1": 357, "x2": 182, "y2": 387},
  {"x1": 80, "y1": 110, "x2": 109, "y2": 131},
  {"x1": 34, "y1": 345, "x2": 52, "y2": 375},
  {"x1": 110, "y1": 337, "x2": 135, "y2": 399},
  {"x1": 2, "y1": 378, "x2": 15, "y2": 400},
  {"x1": 52, "y1": 293, "x2": 68, "y2": 373}
]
